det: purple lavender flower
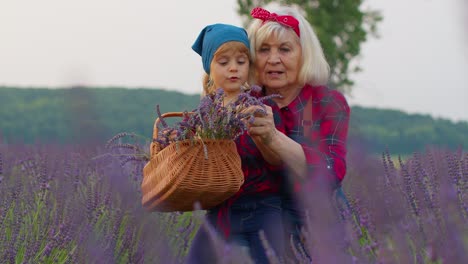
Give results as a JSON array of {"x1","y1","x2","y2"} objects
[
  {"x1": 156, "y1": 104, "x2": 168, "y2": 128},
  {"x1": 105, "y1": 132, "x2": 134, "y2": 149},
  {"x1": 150, "y1": 87, "x2": 280, "y2": 151}
]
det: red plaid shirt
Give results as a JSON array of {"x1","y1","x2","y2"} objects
[
  {"x1": 214, "y1": 85, "x2": 350, "y2": 236},
  {"x1": 234, "y1": 101, "x2": 286, "y2": 196},
  {"x1": 280, "y1": 84, "x2": 350, "y2": 190}
]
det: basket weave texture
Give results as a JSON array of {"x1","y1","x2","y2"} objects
[{"x1": 141, "y1": 112, "x2": 244, "y2": 212}]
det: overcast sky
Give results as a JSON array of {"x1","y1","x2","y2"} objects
[{"x1": 1, "y1": 0, "x2": 467, "y2": 122}]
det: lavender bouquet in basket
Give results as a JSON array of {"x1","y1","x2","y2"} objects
[
  {"x1": 140, "y1": 85, "x2": 280, "y2": 212},
  {"x1": 153, "y1": 85, "x2": 279, "y2": 154}
]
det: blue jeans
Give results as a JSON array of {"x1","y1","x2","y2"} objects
[{"x1": 186, "y1": 196, "x2": 285, "y2": 264}]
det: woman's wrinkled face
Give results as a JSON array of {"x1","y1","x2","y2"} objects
[
  {"x1": 254, "y1": 30, "x2": 302, "y2": 91},
  {"x1": 210, "y1": 49, "x2": 250, "y2": 97}
]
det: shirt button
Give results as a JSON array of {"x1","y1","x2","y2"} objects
[{"x1": 284, "y1": 107, "x2": 289, "y2": 111}]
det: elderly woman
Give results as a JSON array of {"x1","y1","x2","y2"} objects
[
  {"x1": 187, "y1": 5, "x2": 350, "y2": 263},
  {"x1": 245, "y1": 5, "x2": 351, "y2": 258}
]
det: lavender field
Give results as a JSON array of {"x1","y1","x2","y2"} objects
[{"x1": 0, "y1": 139, "x2": 466, "y2": 263}]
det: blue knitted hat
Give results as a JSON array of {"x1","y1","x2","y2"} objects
[{"x1": 192, "y1": 23, "x2": 250, "y2": 74}]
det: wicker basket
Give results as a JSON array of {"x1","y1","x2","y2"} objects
[{"x1": 141, "y1": 112, "x2": 244, "y2": 212}]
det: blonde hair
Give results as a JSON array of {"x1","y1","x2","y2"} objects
[
  {"x1": 202, "y1": 41, "x2": 252, "y2": 96},
  {"x1": 247, "y1": 5, "x2": 330, "y2": 86}
]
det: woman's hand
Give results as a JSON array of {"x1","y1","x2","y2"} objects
[
  {"x1": 243, "y1": 105, "x2": 278, "y2": 146},
  {"x1": 241, "y1": 105, "x2": 282, "y2": 165}
]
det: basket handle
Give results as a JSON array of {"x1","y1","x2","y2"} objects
[
  {"x1": 151, "y1": 112, "x2": 194, "y2": 157},
  {"x1": 153, "y1": 112, "x2": 186, "y2": 140}
]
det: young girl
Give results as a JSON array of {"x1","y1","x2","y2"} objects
[
  {"x1": 192, "y1": 23, "x2": 251, "y2": 104},
  {"x1": 187, "y1": 23, "x2": 287, "y2": 263}
]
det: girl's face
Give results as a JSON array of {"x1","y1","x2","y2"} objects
[
  {"x1": 210, "y1": 49, "x2": 250, "y2": 100},
  {"x1": 254, "y1": 30, "x2": 302, "y2": 92}
]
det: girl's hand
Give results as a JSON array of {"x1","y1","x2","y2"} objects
[{"x1": 160, "y1": 128, "x2": 178, "y2": 141}]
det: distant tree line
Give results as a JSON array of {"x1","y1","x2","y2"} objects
[
  {"x1": 1, "y1": 87, "x2": 466, "y2": 155},
  {"x1": 349, "y1": 106, "x2": 467, "y2": 154}
]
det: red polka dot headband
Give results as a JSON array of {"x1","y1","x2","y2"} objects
[{"x1": 250, "y1": 7, "x2": 300, "y2": 37}]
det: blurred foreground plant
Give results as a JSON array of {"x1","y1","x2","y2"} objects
[{"x1": 1, "y1": 133, "x2": 466, "y2": 263}]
